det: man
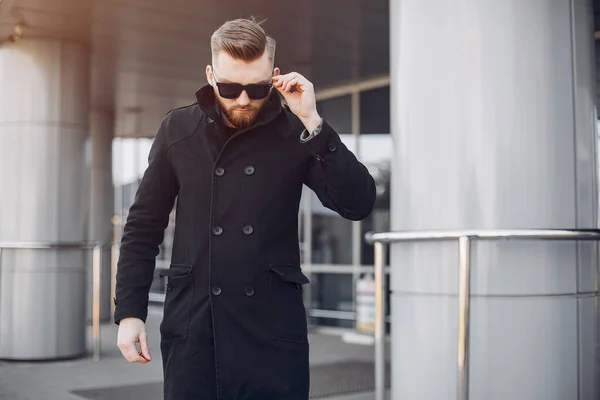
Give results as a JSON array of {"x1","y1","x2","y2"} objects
[{"x1": 114, "y1": 17, "x2": 376, "y2": 400}]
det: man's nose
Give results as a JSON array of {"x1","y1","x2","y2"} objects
[{"x1": 237, "y1": 91, "x2": 251, "y2": 106}]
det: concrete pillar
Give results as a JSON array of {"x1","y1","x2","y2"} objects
[
  {"x1": 390, "y1": 0, "x2": 598, "y2": 399},
  {"x1": 88, "y1": 107, "x2": 114, "y2": 323},
  {"x1": 0, "y1": 39, "x2": 91, "y2": 360}
]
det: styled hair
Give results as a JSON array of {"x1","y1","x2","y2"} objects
[{"x1": 211, "y1": 17, "x2": 276, "y2": 63}]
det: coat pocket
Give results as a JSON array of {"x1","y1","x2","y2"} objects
[
  {"x1": 159, "y1": 264, "x2": 195, "y2": 341},
  {"x1": 268, "y1": 264, "x2": 310, "y2": 344}
]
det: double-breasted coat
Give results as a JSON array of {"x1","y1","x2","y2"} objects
[{"x1": 114, "y1": 84, "x2": 377, "y2": 400}]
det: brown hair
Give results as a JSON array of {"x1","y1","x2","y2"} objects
[{"x1": 211, "y1": 17, "x2": 276, "y2": 63}]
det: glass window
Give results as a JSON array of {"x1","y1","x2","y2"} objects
[
  {"x1": 360, "y1": 86, "x2": 390, "y2": 134},
  {"x1": 113, "y1": 137, "x2": 173, "y2": 294},
  {"x1": 300, "y1": 187, "x2": 354, "y2": 266},
  {"x1": 311, "y1": 214, "x2": 353, "y2": 265},
  {"x1": 353, "y1": 134, "x2": 392, "y2": 265},
  {"x1": 308, "y1": 273, "x2": 354, "y2": 329},
  {"x1": 316, "y1": 95, "x2": 352, "y2": 134}
]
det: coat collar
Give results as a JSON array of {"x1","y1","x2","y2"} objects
[{"x1": 194, "y1": 84, "x2": 293, "y2": 137}]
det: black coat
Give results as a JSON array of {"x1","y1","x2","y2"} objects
[{"x1": 114, "y1": 84, "x2": 377, "y2": 400}]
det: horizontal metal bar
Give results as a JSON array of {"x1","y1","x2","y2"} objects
[
  {"x1": 309, "y1": 309, "x2": 356, "y2": 320},
  {"x1": 365, "y1": 229, "x2": 600, "y2": 244},
  {"x1": 148, "y1": 295, "x2": 393, "y2": 323},
  {"x1": 303, "y1": 264, "x2": 391, "y2": 275},
  {"x1": 149, "y1": 292, "x2": 166, "y2": 303},
  {"x1": 309, "y1": 309, "x2": 392, "y2": 323},
  {"x1": 316, "y1": 75, "x2": 390, "y2": 101},
  {"x1": 367, "y1": 228, "x2": 600, "y2": 400},
  {"x1": 0, "y1": 241, "x2": 103, "y2": 250}
]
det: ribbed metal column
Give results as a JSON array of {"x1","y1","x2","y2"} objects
[
  {"x1": 389, "y1": 0, "x2": 598, "y2": 399},
  {"x1": 0, "y1": 39, "x2": 91, "y2": 360}
]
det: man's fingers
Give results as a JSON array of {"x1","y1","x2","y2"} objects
[
  {"x1": 284, "y1": 79, "x2": 299, "y2": 92},
  {"x1": 132, "y1": 353, "x2": 149, "y2": 363},
  {"x1": 273, "y1": 76, "x2": 291, "y2": 90},
  {"x1": 273, "y1": 73, "x2": 303, "y2": 87},
  {"x1": 274, "y1": 73, "x2": 312, "y2": 93},
  {"x1": 273, "y1": 82, "x2": 290, "y2": 97},
  {"x1": 116, "y1": 318, "x2": 149, "y2": 364},
  {"x1": 139, "y1": 332, "x2": 152, "y2": 361},
  {"x1": 119, "y1": 341, "x2": 136, "y2": 361},
  {"x1": 119, "y1": 341, "x2": 148, "y2": 363},
  {"x1": 124, "y1": 342, "x2": 140, "y2": 362}
]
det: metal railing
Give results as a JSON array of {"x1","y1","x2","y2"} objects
[
  {"x1": 0, "y1": 241, "x2": 104, "y2": 361},
  {"x1": 364, "y1": 229, "x2": 600, "y2": 400}
]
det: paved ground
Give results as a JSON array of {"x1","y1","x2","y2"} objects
[{"x1": 0, "y1": 306, "x2": 386, "y2": 400}]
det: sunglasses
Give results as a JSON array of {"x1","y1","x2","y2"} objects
[{"x1": 213, "y1": 69, "x2": 272, "y2": 100}]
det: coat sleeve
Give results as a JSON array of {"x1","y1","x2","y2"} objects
[
  {"x1": 302, "y1": 119, "x2": 376, "y2": 221},
  {"x1": 113, "y1": 118, "x2": 179, "y2": 324}
]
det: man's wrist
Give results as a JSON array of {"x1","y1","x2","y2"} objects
[{"x1": 299, "y1": 112, "x2": 322, "y2": 134}]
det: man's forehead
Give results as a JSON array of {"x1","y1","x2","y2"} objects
[{"x1": 214, "y1": 52, "x2": 272, "y2": 84}]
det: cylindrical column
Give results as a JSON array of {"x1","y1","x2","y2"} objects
[
  {"x1": 88, "y1": 107, "x2": 114, "y2": 323},
  {"x1": 390, "y1": 1, "x2": 598, "y2": 399},
  {"x1": 0, "y1": 39, "x2": 90, "y2": 360}
]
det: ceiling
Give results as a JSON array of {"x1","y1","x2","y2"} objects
[
  {"x1": 0, "y1": 0, "x2": 390, "y2": 137},
  {"x1": 3, "y1": 0, "x2": 600, "y2": 138}
]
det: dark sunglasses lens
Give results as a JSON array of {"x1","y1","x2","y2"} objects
[
  {"x1": 245, "y1": 84, "x2": 271, "y2": 99},
  {"x1": 218, "y1": 83, "x2": 243, "y2": 99}
]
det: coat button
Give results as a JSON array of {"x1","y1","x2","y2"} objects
[
  {"x1": 167, "y1": 283, "x2": 173, "y2": 291},
  {"x1": 328, "y1": 142, "x2": 337, "y2": 152},
  {"x1": 244, "y1": 286, "x2": 255, "y2": 296},
  {"x1": 213, "y1": 226, "x2": 223, "y2": 236},
  {"x1": 242, "y1": 225, "x2": 254, "y2": 235},
  {"x1": 244, "y1": 166, "x2": 255, "y2": 176},
  {"x1": 215, "y1": 168, "x2": 225, "y2": 176},
  {"x1": 211, "y1": 286, "x2": 222, "y2": 296}
]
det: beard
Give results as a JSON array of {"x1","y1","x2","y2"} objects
[{"x1": 216, "y1": 94, "x2": 269, "y2": 129}]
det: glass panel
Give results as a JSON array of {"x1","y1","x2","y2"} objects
[
  {"x1": 305, "y1": 272, "x2": 391, "y2": 330},
  {"x1": 311, "y1": 214, "x2": 353, "y2": 265},
  {"x1": 302, "y1": 134, "x2": 359, "y2": 265},
  {"x1": 113, "y1": 137, "x2": 174, "y2": 294},
  {"x1": 316, "y1": 95, "x2": 352, "y2": 134},
  {"x1": 354, "y1": 134, "x2": 392, "y2": 265},
  {"x1": 307, "y1": 273, "x2": 354, "y2": 329},
  {"x1": 359, "y1": 86, "x2": 390, "y2": 134}
]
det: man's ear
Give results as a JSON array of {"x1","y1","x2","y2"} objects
[{"x1": 206, "y1": 65, "x2": 213, "y2": 86}]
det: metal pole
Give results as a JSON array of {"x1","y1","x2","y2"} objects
[
  {"x1": 457, "y1": 236, "x2": 471, "y2": 400},
  {"x1": 351, "y1": 90, "x2": 362, "y2": 331},
  {"x1": 302, "y1": 185, "x2": 313, "y2": 316},
  {"x1": 92, "y1": 245, "x2": 102, "y2": 361},
  {"x1": 111, "y1": 244, "x2": 118, "y2": 316},
  {"x1": 0, "y1": 247, "x2": 3, "y2": 337},
  {"x1": 374, "y1": 241, "x2": 386, "y2": 400}
]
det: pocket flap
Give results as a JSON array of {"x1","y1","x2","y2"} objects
[
  {"x1": 159, "y1": 264, "x2": 193, "y2": 279},
  {"x1": 270, "y1": 264, "x2": 310, "y2": 285}
]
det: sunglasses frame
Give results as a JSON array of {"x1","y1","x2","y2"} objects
[{"x1": 212, "y1": 68, "x2": 273, "y2": 100}]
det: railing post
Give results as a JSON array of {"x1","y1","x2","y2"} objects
[
  {"x1": 365, "y1": 229, "x2": 600, "y2": 400},
  {"x1": 374, "y1": 241, "x2": 387, "y2": 400},
  {"x1": 111, "y1": 244, "x2": 118, "y2": 316},
  {"x1": 0, "y1": 246, "x2": 2, "y2": 333},
  {"x1": 92, "y1": 245, "x2": 102, "y2": 361},
  {"x1": 457, "y1": 236, "x2": 471, "y2": 400}
]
